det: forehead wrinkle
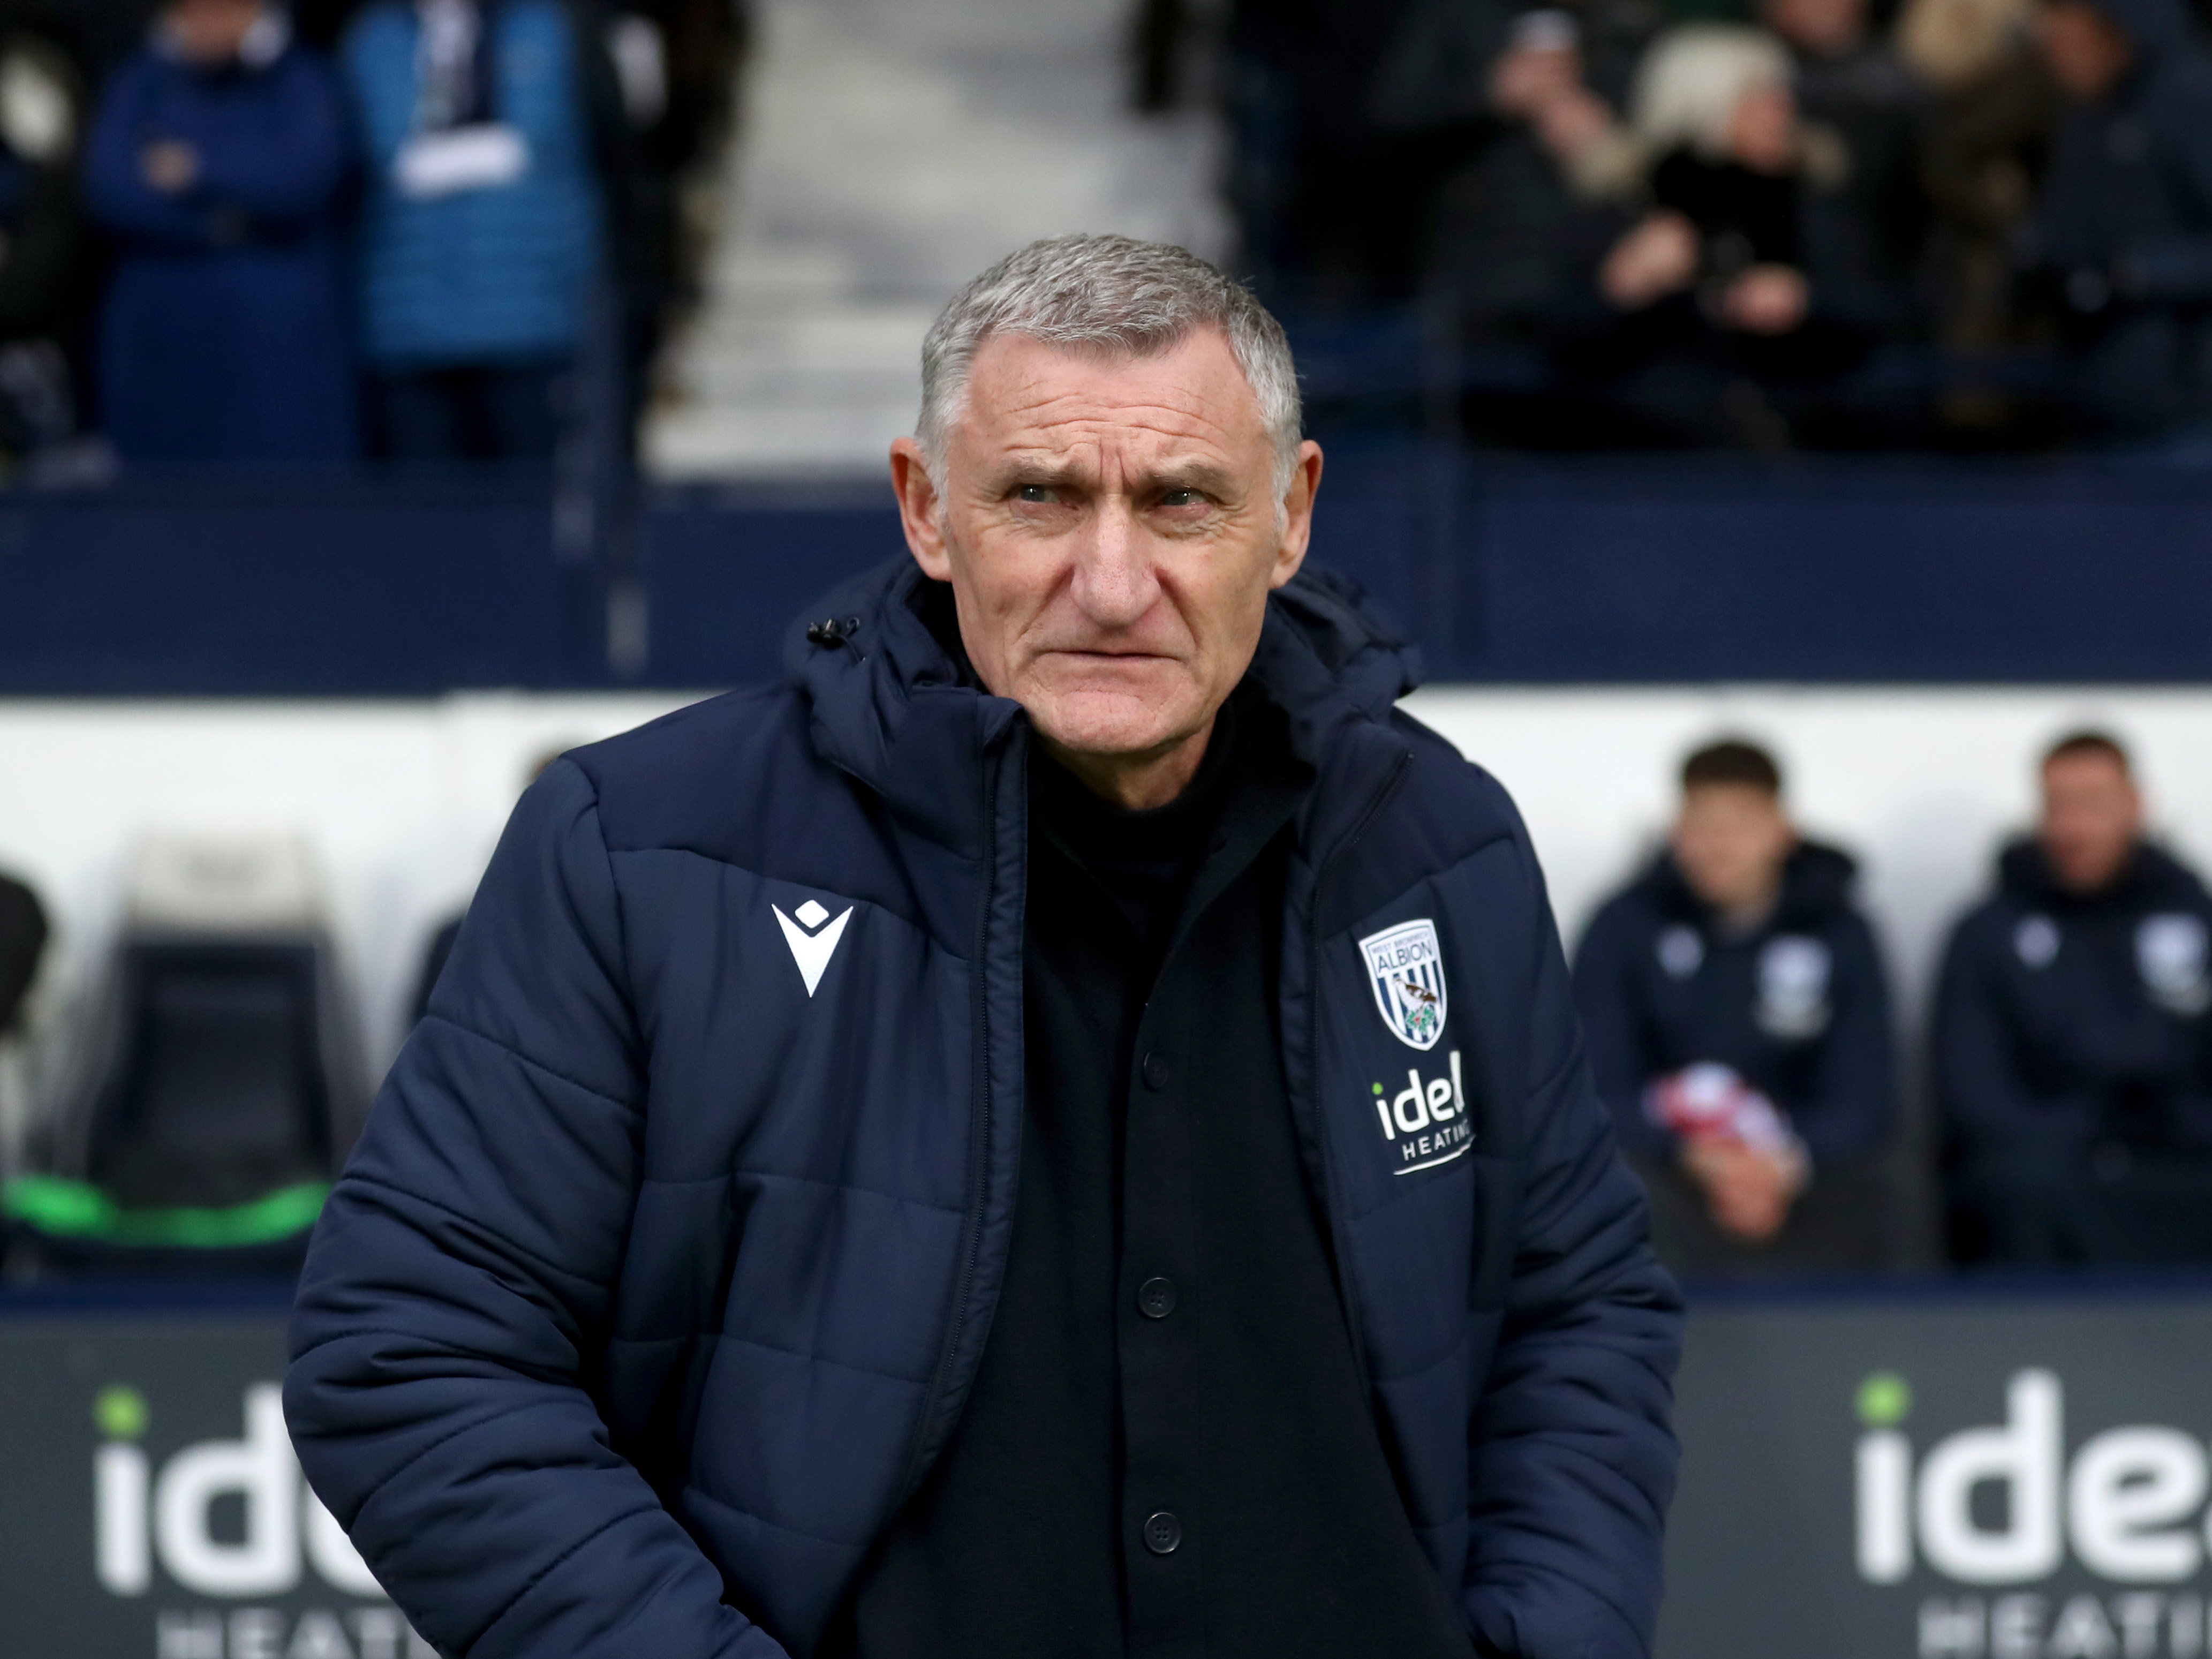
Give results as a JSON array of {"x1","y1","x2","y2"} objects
[
  {"x1": 985, "y1": 404, "x2": 1249, "y2": 479},
  {"x1": 986, "y1": 366, "x2": 1251, "y2": 436},
  {"x1": 992, "y1": 395, "x2": 1244, "y2": 453}
]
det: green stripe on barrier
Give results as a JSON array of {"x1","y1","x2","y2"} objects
[{"x1": 1, "y1": 1176, "x2": 330, "y2": 1248}]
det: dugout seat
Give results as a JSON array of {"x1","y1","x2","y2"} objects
[{"x1": 4, "y1": 832, "x2": 367, "y2": 1278}]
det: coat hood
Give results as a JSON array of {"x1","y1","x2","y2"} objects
[
  {"x1": 1996, "y1": 834, "x2": 2209, "y2": 909},
  {"x1": 784, "y1": 554, "x2": 1425, "y2": 839},
  {"x1": 1640, "y1": 838, "x2": 1861, "y2": 930}
]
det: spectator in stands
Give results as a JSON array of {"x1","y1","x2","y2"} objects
[
  {"x1": 1936, "y1": 732, "x2": 2212, "y2": 1265},
  {"x1": 83, "y1": 0, "x2": 356, "y2": 463},
  {"x1": 0, "y1": 29, "x2": 90, "y2": 464},
  {"x1": 1564, "y1": 25, "x2": 1902, "y2": 444},
  {"x1": 1574, "y1": 738, "x2": 1897, "y2": 1275},
  {"x1": 1224, "y1": 0, "x2": 1447, "y2": 307},
  {"x1": 2015, "y1": 0, "x2": 2212, "y2": 447},
  {"x1": 341, "y1": 0, "x2": 610, "y2": 459},
  {"x1": 1899, "y1": 0, "x2": 2063, "y2": 436},
  {"x1": 1760, "y1": 0, "x2": 1929, "y2": 291},
  {"x1": 1377, "y1": 0, "x2": 1657, "y2": 379},
  {"x1": 602, "y1": 0, "x2": 733, "y2": 391}
]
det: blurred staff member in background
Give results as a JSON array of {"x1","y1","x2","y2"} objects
[
  {"x1": 1574, "y1": 738, "x2": 1898, "y2": 1276},
  {"x1": 84, "y1": 0, "x2": 356, "y2": 464},
  {"x1": 341, "y1": 0, "x2": 615, "y2": 461},
  {"x1": 1936, "y1": 732, "x2": 2212, "y2": 1266},
  {"x1": 2015, "y1": 0, "x2": 2212, "y2": 449}
]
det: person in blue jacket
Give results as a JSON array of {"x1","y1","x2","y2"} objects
[
  {"x1": 339, "y1": 0, "x2": 606, "y2": 459},
  {"x1": 83, "y1": 0, "x2": 354, "y2": 463},
  {"x1": 1574, "y1": 738, "x2": 1898, "y2": 1276},
  {"x1": 2016, "y1": 0, "x2": 2212, "y2": 445},
  {"x1": 1936, "y1": 730, "x2": 2212, "y2": 1265},
  {"x1": 286, "y1": 235, "x2": 1681, "y2": 1659}
]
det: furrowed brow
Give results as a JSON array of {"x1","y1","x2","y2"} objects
[
  {"x1": 1141, "y1": 460, "x2": 1241, "y2": 498},
  {"x1": 990, "y1": 455, "x2": 1094, "y2": 492}
]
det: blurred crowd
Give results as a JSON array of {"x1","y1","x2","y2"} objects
[
  {"x1": 0, "y1": 0, "x2": 2199, "y2": 468},
  {"x1": 1210, "y1": 0, "x2": 2212, "y2": 450},
  {"x1": 1575, "y1": 729, "x2": 2212, "y2": 1278},
  {"x1": 0, "y1": 0, "x2": 744, "y2": 472}
]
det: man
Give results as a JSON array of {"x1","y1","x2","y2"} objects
[
  {"x1": 1574, "y1": 738, "x2": 1897, "y2": 1276},
  {"x1": 1936, "y1": 731, "x2": 2212, "y2": 1266},
  {"x1": 286, "y1": 235, "x2": 1679, "y2": 1659},
  {"x1": 2017, "y1": 0, "x2": 2212, "y2": 443},
  {"x1": 339, "y1": 0, "x2": 617, "y2": 459},
  {"x1": 84, "y1": 0, "x2": 356, "y2": 462},
  {"x1": 1374, "y1": 0, "x2": 1656, "y2": 416},
  {"x1": 1758, "y1": 0, "x2": 1929, "y2": 291}
]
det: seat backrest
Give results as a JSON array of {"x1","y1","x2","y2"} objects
[{"x1": 86, "y1": 939, "x2": 334, "y2": 1211}]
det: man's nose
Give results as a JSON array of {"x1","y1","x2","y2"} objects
[{"x1": 1068, "y1": 497, "x2": 1160, "y2": 631}]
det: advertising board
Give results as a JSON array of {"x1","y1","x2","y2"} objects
[
  {"x1": 1664, "y1": 1291, "x2": 2212, "y2": 1659},
  {"x1": 13, "y1": 1288, "x2": 2212, "y2": 1657},
  {"x1": 0, "y1": 1304, "x2": 424, "y2": 1659}
]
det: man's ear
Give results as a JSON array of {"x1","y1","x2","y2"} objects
[
  {"x1": 1268, "y1": 440, "x2": 1325, "y2": 590},
  {"x1": 891, "y1": 436, "x2": 952, "y2": 580}
]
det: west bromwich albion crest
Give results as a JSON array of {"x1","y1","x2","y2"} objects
[{"x1": 1360, "y1": 918, "x2": 1448, "y2": 1050}]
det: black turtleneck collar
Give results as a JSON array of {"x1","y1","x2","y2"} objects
[{"x1": 1031, "y1": 687, "x2": 1251, "y2": 961}]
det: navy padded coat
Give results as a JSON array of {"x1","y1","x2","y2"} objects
[{"x1": 286, "y1": 558, "x2": 1681, "y2": 1659}]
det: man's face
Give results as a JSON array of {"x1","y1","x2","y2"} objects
[
  {"x1": 1727, "y1": 86, "x2": 1800, "y2": 174},
  {"x1": 166, "y1": 0, "x2": 266, "y2": 61},
  {"x1": 2038, "y1": 0, "x2": 2134, "y2": 101},
  {"x1": 2040, "y1": 751, "x2": 2140, "y2": 893},
  {"x1": 892, "y1": 328, "x2": 1322, "y2": 794},
  {"x1": 1672, "y1": 784, "x2": 1796, "y2": 916}
]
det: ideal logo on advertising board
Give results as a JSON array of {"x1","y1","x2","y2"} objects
[
  {"x1": 0, "y1": 1311, "x2": 430, "y2": 1659},
  {"x1": 1658, "y1": 1298, "x2": 2212, "y2": 1659},
  {"x1": 1853, "y1": 1368, "x2": 2212, "y2": 1658},
  {"x1": 93, "y1": 1381, "x2": 428, "y2": 1659}
]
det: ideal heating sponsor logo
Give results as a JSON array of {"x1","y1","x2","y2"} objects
[
  {"x1": 91, "y1": 1381, "x2": 431, "y2": 1659},
  {"x1": 1369, "y1": 1052, "x2": 1473, "y2": 1173},
  {"x1": 1855, "y1": 1369, "x2": 2212, "y2": 1658}
]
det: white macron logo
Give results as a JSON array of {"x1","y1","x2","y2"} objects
[{"x1": 773, "y1": 898, "x2": 854, "y2": 997}]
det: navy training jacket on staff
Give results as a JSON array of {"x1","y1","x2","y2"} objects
[
  {"x1": 1936, "y1": 838, "x2": 2212, "y2": 1164},
  {"x1": 285, "y1": 557, "x2": 1681, "y2": 1659},
  {"x1": 1573, "y1": 843, "x2": 1897, "y2": 1166}
]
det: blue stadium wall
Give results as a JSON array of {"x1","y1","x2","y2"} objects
[{"x1": 5, "y1": 450, "x2": 2209, "y2": 696}]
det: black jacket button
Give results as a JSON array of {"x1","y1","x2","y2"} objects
[
  {"x1": 1138, "y1": 1277, "x2": 1177, "y2": 1318},
  {"x1": 1141, "y1": 1051, "x2": 1171, "y2": 1090},
  {"x1": 1143, "y1": 1511, "x2": 1182, "y2": 1555}
]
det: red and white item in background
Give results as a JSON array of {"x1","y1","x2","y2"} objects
[{"x1": 1645, "y1": 1062, "x2": 1803, "y2": 1166}]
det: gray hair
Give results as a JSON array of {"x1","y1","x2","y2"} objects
[{"x1": 916, "y1": 233, "x2": 1303, "y2": 492}]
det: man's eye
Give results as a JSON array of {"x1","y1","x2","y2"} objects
[
  {"x1": 1014, "y1": 485, "x2": 1056, "y2": 504},
  {"x1": 1160, "y1": 489, "x2": 1208, "y2": 508}
]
